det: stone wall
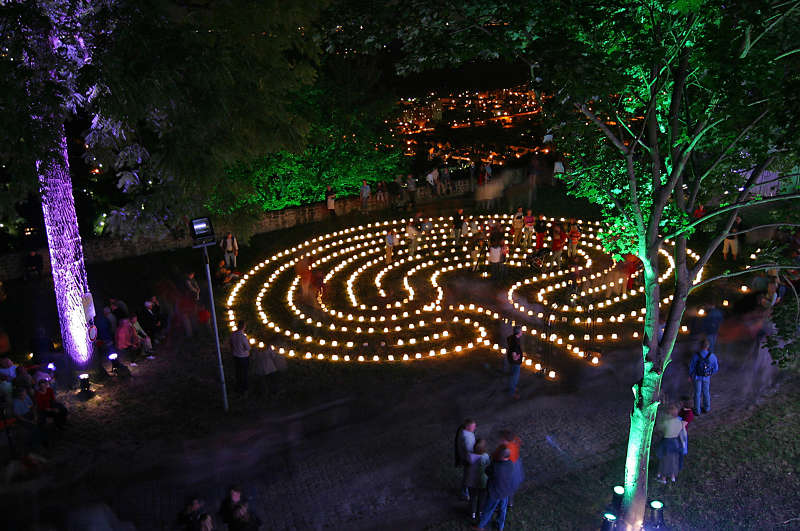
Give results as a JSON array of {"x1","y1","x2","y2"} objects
[{"x1": 0, "y1": 180, "x2": 472, "y2": 281}]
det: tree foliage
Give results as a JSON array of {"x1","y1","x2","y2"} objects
[
  {"x1": 0, "y1": 0, "x2": 323, "y2": 238},
  {"x1": 204, "y1": 54, "x2": 407, "y2": 239}
]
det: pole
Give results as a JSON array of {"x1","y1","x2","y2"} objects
[{"x1": 203, "y1": 246, "x2": 229, "y2": 412}]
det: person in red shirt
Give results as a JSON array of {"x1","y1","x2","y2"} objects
[
  {"x1": 495, "y1": 430, "x2": 524, "y2": 508},
  {"x1": 693, "y1": 203, "x2": 706, "y2": 219},
  {"x1": 567, "y1": 224, "x2": 581, "y2": 257},
  {"x1": 34, "y1": 379, "x2": 68, "y2": 429},
  {"x1": 116, "y1": 318, "x2": 142, "y2": 362},
  {"x1": 551, "y1": 225, "x2": 566, "y2": 269}
]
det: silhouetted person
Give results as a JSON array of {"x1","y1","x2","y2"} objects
[{"x1": 23, "y1": 250, "x2": 43, "y2": 280}]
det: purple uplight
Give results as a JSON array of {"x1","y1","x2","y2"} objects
[{"x1": 37, "y1": 129, "x2": 91, "y2": 364}]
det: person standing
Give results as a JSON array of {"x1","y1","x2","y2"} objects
[
  {"x1": 426, "y1": 167, "x2": 438, "y2": 195},
  {"x1": 385, "y1": 230, "x2": 396, "y2": 264},
  {"x1": 406, "y1": 221, "x2": 420, "y2": 256},
  {"x1": 701, "y1": 302, "x2": 724, "y2": 351},
  {"x1": 522, "y1": 210, "x2": 536, "y2": 248},
  {"x1": 511, "y1": 207, "x2": 524, "y2": 247},
  {"x1": 534, "y1": 215, "x2": 548, "y2": 250},
  {"x1": 441, "y1": 166, "x2": 452, "y2": 195},
  {"x1": 689, "y1": 339, "x2": 719, "y2": 414},
  {"x1": 550, "y1": 225, "x2": 566, "y2": 269},
  {"x1": 474, "y1": 446, "x2": 515, "y2": 531},
  {"x1": 723, "y1": 215, "x2": 742, "y2": 260},
  {"x1": 506, "y1": 326, "x2": 523, "y2": 399},
  {"x1": 325, "y1": 185, "x2": 336, "y2": 217},
  {"x1": 465, "y1": 439, "x2": 490, "y2": 522},
  {"x1": 488, "y1": 241, "x2": 505, "y2": 282},
  {"x1": 186, "y1": 272, "x2": 201, "y2": 301},
  {"x1": 455, "y1": 418, "x2": 478, "y2": 500},
  {"x1": 497, "y1": 430, "x2": 524, "y2": 508},
  {"x1": 406, "y1": 174, "x2": 417, "y2": 208},
  {"x1": 453, "y1": 208, "x2": 464, "y2": 244},
  {"x1": 360, "y1": 180, "x2": 371, "y2": 213},
  {"x1": 220, "y1": 232, "x2": 239, "y2": 269},
  {"x1": 230, "y1": 320, "x2": 251, "y2": 393},
  {"x1": 376, "y1": 181, "x2": 387, "y2": 205},
  {"x1": 655, "y1": 405, "x2": 686, "y2": 483},
  {"x1": 567, "y1": 224, "x2": 581, "y2": 258}
]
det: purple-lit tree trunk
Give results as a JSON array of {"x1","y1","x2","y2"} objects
[{"x1": 37, "y1": 127, "x2": 92, "y2": 365}]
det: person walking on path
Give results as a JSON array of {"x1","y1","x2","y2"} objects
[
  {"x1": 229, "y1": 320, "x2": 251, "y2": 393},
  {"x1": 385, "y1": 230, "x2": 397, "y2": 264},
  {"x1": 406, "y1": 174, "x2": 417, "y2": 208},
  {"x1": 534, "y1": 215, "x2": 548, "y2": 250},
  {"x1": 522, "y1": 210, "x2": 536, "y2": 248},
  {"x1": 497, "y1": 430, "x2": 524, "y2": 508},
  {"x1": 507, "y1": 326, "x2": 523, "y2": 399},
  {"x1": 455, "y1": 418, "x2": 478, "y2": 500},
  {"x1": 360, "y1": 180, "x2": 371, "y2": 213},
  {"x1": 325, "y1": 185, "x2": 336, "y2": 217},
  {"x1": 655, "y1": 405, "x2": 686, "y2": 483},
  {"x1": 465, "y1": 439, "x2": 490, "y2": 522},
  {"x1": 376, "y1": 181, "x2": 387, "y2": 205},
  {"x1": 473, "y1": 446, "x2": 515, "y2": 531},
  {"x1": 406, "y1": 221, "x2": 420, "y2": 256},
  {"x1": 488, "y1": 241, "x2": 506, "y2": 283},
  {"x1": 511, "y1": 207, "x2": 524, "y2": 247},
  {"x1": 453, "y1": 209, "x2": 464, "y2": 244},
  {"x1": 689, "y1": 339, "x2": 719, "y2": 414},
  {"x1": 701, "y1": 302, "x2": 724, "y2": 351},
  {"x1": 220, "y1": 232, "x2": 239, "y2": 269}
]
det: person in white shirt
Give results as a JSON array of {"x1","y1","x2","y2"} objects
[
  {"x1": 406, "y1": 222, "x2": 420, "y2": 256},
  {"x1": 220, "y1": 232, "x2": 239, "y2": 269}
]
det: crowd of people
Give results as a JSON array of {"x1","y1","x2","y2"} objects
[{"x1": 454, "y1": 420, "x2": 525, "y2": 530}]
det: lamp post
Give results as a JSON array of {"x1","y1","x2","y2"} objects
[{"x1": 190, "y1": 217, "x2": 229, "y2": 412}]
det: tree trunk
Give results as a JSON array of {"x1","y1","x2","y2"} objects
[
  {"x1": 621, "y1": 264, "x2": 663, "y2": 528},
  {"x1": 38, "y1": 127, "x2": 92, "y2": 365}
]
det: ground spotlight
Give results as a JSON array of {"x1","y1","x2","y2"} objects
[
  {"x1": 611, "y1": 485, "x2": 624, "y2": 513},
  {"x1": 600, "y1": 512, "x2": 617, "y2": 531},
  {"x1": 647, "y1": 500, "x2": 664, "y2": 528},
  {"x1": 46, "y1": 362, "x2": 56, "y2": 371},
  {"x1": 108, "y1": 352, "x2": 131, "y2": 378},
  {"x1": 77, "y1": 373, "x2": 95, "y2": 399}
]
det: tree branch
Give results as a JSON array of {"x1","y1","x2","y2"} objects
[
  {"x1": 689, "y1": 157, "x2": 775, "y2": 276},
  {"x1": 576, "y1": 103, "x2": 628, "y2": 153},
  {"x1": 664, "y1": 191, "x2": 800, "y2": 241},
  {"x1": 687, "y1": 109, "x2": 769, "y2": 211},
  {"x1": 722, "y1": 223, "x2": 800, "y2": 239},
  {"x1": 689, "y1": 264, "x2": 798, "y2": 293}
]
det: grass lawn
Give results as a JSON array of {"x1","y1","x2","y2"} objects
[{"x1": 428, "y1": 372, "x2": 800, "y2": 531}]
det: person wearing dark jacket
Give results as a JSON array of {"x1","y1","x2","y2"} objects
[
  {"x1": 474, "y1": 446, "x2": 515, "y2": 531},
  {"x1": 507, "y1": 326, "x2": 524, "y2": 399}
]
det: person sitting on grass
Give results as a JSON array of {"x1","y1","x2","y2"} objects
[
  {"x1": 34, "y1": 379, "x2": 68, "y2": 430},
  {"x1": 130, "y1": 314, "x2": 155, "y2": 356},
  {"x1": 115, "y1": 318, "x2": 142, "y2": 364},
  {"x1": 12, "y1": 386, "x2": 46, "y2": 450}
]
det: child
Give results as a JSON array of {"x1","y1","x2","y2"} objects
[
  {"x1": 385, "y1": 230, "x2": 396, "y2": 264},
  {"x1": 523, "y1": 210, "x2": 536, "y2": 247},
  {"x1": 465, "y1": 439, "x2": 491, "y2": 521}
]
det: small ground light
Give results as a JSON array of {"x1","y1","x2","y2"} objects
[
  {"x1": 46, "y1": 363, "x2": 55, "y2": 371},
  {"x1": 648, "y1": 500, "x2": 664, "y2": 528},
  {"x1": 601, "y1": 512, "x2": 617, "y2": 531},
  {"x1": 611, "y1": 485, "x2": 624, "y2": 512}
]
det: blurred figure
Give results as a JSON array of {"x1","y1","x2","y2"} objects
[
  {"x1": 455, "y1": 418, "x2": 477, "y2": 500},
  {"x1": 475, "y1": 446, "x2": 515, "y2": 531},
  {"x1": 655, "y1": 405, "x2": 686, "y2": 483},
  {"x1": 23, "y1": 250, "x2": 44, "y2": 281}
]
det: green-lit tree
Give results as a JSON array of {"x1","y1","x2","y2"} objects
[
  {"x1": 205, "y1": 54, "x2": 407, "y2": 238},
  {"x1": 330, "y1": 0, "x2": 800, "y2": 525}
]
